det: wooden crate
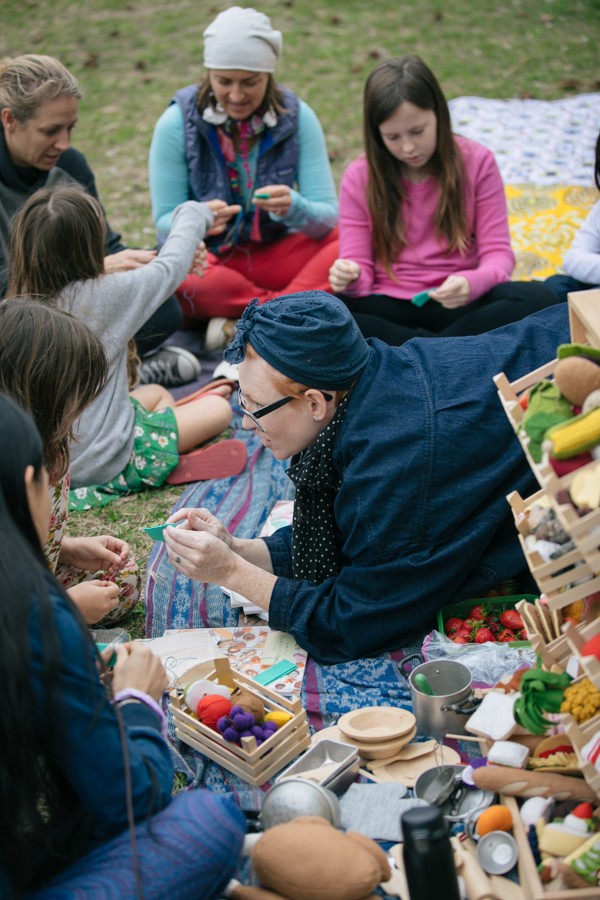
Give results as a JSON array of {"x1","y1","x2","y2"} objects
[
  {"x1": 568, "y1": 289, "x2": 600, "y2": 350},
  {"x1": 169, "y1": 658, "x2": 310, "y2": 787},
  {"x1": 496, "y1": 361, "x2": 600, "y2": 577},
  {"x1": 508, "y1": 490, "x2": 600, "y2": 612},
  {"x1": 506, "y1": 794, "x2": 600, "y2": 899}
]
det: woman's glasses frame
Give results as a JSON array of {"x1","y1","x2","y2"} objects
[{"x1": 237, "y1": 387, "x2": 332, "y2": 433}]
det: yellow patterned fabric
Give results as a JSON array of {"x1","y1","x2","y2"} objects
[{"x1": 507, "y1": 184, "x2": 598, "y2": 280}]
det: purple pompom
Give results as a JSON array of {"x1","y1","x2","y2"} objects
[
  {"x1": 222, "y1": 726, "x2": 239, "y2": 743},
  {"x1": 232, "y1": 711, "x2": 255, "y2": 730}
]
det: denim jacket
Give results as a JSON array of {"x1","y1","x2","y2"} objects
[{"x1": 265, "y1": 304, "x2": 569, "y2": 664}]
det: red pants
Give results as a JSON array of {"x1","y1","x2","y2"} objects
[{"x1": 176, "y1": 228, "x2": 339, "y2": 321}]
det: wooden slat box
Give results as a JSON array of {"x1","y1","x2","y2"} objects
[
  {"x1": 496, "y1": 363, "x2": 600, "y2": 578},
  {"x1": 508, "y1": 489, "x2": 600, "y2": 612},
  {"x1": 169, "y1": 659, "x2": 310, "y2": 787},
  {"x1": 506, "y1": 794, "x2": 600, "y2": 899}
]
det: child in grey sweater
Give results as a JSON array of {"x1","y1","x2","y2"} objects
[{"x1": 8, "y1": 185, "x2": 239, "y2": 505}]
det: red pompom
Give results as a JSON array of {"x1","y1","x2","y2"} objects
[{"x1": 196, "y1": 694, "x2": 232, "y2": 731}]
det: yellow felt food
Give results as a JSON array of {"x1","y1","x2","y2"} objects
[{"x1": 264, "y1": 710, "x2": 293, "y2": 727}]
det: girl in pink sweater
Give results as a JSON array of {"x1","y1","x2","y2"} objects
[{"x1": 329, "y1": 56, "x2": 558, "y2": 344}]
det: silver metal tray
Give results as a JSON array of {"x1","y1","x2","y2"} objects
[{"x1": 275, "y1": 739, "x2": 360, "y2": 795}]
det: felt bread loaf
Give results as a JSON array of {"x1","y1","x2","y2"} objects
[{"x1": 472, "y1": 766, "x2": 597, "y2": 801}]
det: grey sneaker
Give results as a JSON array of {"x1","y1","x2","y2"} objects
[
  {"x1": 139, "y1": 346, "x2": 202, "y2": 387},
  {"x1": 204, "y1": 317, "x2": 238, "y2": 352}
]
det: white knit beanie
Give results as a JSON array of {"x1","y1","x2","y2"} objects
[{"x1": 203, "y1": 6, "x2": 282, "y2": 73}]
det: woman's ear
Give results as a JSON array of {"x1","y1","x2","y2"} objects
[
  {"x1": 1, "y1": 108, "x2": 16, "y2": 131},
  {"x1": 304, "y1": 389, "x2": 332, "y2": 422}
]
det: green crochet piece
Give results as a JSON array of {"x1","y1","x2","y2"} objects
[
  {"x1": 520, "y1": 379, "x2": 573, "y2": 463},
  {"x1": 557, "y1": 342, "x2": 600, "y2": 362}
]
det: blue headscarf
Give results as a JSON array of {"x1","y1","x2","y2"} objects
[{"x1": 223, "y1": 291, "x2": 370, "y2": 389}]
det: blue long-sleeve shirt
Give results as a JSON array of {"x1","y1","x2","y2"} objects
[
  {"x1": 264, "y1": 304, "x2": 570, "y2": 664},
  {"x1": 20, "y1": 580, "x2": 173, "y2": 887}
]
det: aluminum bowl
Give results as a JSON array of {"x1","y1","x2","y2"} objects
[{"x1": 259, "y1": 778, "x2": 341, "y2": 830}]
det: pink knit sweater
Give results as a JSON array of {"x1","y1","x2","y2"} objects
[{"x1": 338, "y1": 135, "x2": 515, "y2": 301}]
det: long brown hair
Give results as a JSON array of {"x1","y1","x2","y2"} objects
[
  {"x1": 8, "y1": 185, "x2": 105, "y2": 298},
  {"x1": 363, "y1": 56, "x2": 468, "y2": 274},
  {"x1": 0, "y1": 298, "x2": 108, "y2": 480}
]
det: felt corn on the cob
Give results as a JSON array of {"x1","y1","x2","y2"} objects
[{"x1": 545, "y1": 407, "x2": 600, "y2": 459}]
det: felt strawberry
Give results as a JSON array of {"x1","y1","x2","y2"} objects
[
  {"x1": 474, "y1": 626, "x2": 496, "y2": 644},
  {"x1": 497, "y1": 628, "x2": 516, "y2": 642},
  {"x1": 444, "y1": 616, "x2": 464, "y2": 636},
  {"x1": 499, "y1": 609, "x2": 524, "y2": 630}
]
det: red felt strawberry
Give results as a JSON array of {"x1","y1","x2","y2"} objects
[
  {"x1": 468, "y1": 604, "x2": 487, "y2": 621},
  {"x1": 474, "y1": 627, "x2": 496, "y2": 644},
  {"x1": 444, "y1": 616, "x2": 464, "y2": 636},
  {"x1": 499, "y1": 609, "x2": 524, "y2": 631},
  {"x1": 519, "y1": 393, "x2": 529, "y2": 410},
  {"x1": 497, "y1": 628, "x2": 516, "y2": 642}
]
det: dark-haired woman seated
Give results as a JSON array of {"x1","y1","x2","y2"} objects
[{"x1": 0, "y1": 393, "x2": 244, "y2": 898}]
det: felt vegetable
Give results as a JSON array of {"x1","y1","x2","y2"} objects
[
  {"x1": 554, "y1": 355, "x2": 600, "y2": 408},
  {"x1": 545, "y1": 407, "x2": 600, "y2": 459},
  {"x1": 217, "y1": 705, "x2": 278, "y2": 745},
  {"x1": 196, "y1": 694, "x2": 233, "y2": 731},
  {"x1": 520, "y1": 379, "x2": 573, "y2": 463},
  {"x1": 560, "y1": 677, "x2": 600, "y2": 723},
  {"x1": 513, "y1": 663, "x2": 572, "y2": 734},
  {"x1": 476, "y1": 804, "x2": 513, "y2": 836},
  {"x1": 184, "y1": 678, "x2": 231, "y2": 712}
]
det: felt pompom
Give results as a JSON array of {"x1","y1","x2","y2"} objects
[{"x1": 196, "y1": 694, "x2": 232, "y2": 731}]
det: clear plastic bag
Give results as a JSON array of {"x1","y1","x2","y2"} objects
[{"x1": 421, "y1": 630, "x2": 536, "y2": 687}]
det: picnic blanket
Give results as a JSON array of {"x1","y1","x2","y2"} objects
[{"x1": 148, "y1": 94, "x2": 600, "y2": 804}]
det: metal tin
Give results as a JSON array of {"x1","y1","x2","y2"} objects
[
  {"x1": 476, "y1": 831, "x2": 519, "y2": 875},
  {"x1": 275, "y1": 739, "x2": 359, "y2": 795},
  {"x1": 413, "y1": 765, "x2": 495, "y2": 822}
]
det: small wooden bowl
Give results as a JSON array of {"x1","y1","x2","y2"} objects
[
  {"x1": 312, "y1": 723, "x2": 418, "y2": 759},
  {"x1": 338, "y1": 706, "x2": 416, "y2": 743}
]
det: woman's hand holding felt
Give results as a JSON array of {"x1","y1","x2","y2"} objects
[
  {"x1": 164, "y1": 508, "x2": 236, "y2": 582},
  {"x1": 252, "y1": 184, "x2": 292, "y2": 217},
  {"x1": 112, "y1": 642, "x2": 169, "y2": 701},
  {"x1": 204, "y1": 199, "x2": 242, "y2": 235},
  {"x1": 167, "y1": 507, "x2": 235, "y2": 549},
  {"x1": 428, "y1": 274, "x2": 471, "y2": 308},
  {"x1": 329, "y1": 258, "x2": 361, "y2": 293},
  {"x1": 68, "y1": 580, "x2": 120, "y2": 624},
  {"x1": 104, "y1": 248, "x2": 157, "y2": 274},
  {"x1": 59, "y1": 534, "x2": 132, "y2": 576}
]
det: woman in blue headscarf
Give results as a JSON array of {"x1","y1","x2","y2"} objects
[{"x1": 164, "y1": 291, "x2": 569, "y2": 665}]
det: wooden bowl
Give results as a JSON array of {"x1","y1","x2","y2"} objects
[
  {"x1": 311, "y1": 723, "x2": 418, "y2": 759},
  {"x1": 338, "y1": 706, "x2": 416, "y2": 743}
]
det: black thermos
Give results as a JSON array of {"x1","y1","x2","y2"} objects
[{"x1": 402, "y1": 806, "x2": 461, "y2": 900}]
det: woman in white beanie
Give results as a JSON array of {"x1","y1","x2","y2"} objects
[{"x1": 149, "y1": 6, "x2": 339, "y2": 348}]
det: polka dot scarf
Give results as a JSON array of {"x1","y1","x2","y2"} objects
[{"x1": 287, "y1": 394, "x2": 351, "y2": 584}]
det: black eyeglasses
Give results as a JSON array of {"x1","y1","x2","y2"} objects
[{"x1": 238, "y1": 387, "x2": 332, "y2": 433}]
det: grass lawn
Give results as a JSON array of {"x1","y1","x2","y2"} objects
[{"x1": 2, "y1": 0, "x2": 599, "y2": 636}]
